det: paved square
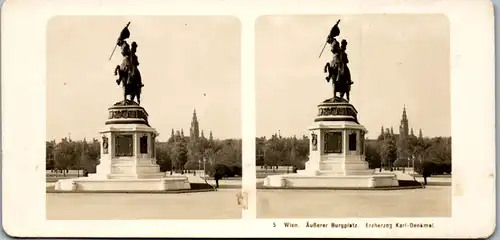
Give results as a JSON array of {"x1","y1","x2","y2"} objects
[
  {"x1": 257, "y1": 186, "x2": 451, "y2": 218},
  {"x1": 46, "y1": 189, "x2": 242, "y2": 220}
]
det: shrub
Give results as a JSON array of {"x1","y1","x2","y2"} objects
[
  {"x1": 206, "y1": 163, "x2": 241, "y2": 178},
  {"x1": 230, "y1": 165, "x2": 242, "y2": 176}
]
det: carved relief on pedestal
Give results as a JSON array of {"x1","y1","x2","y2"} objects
[
  {"x1": 317, "y1": 105, "x2": 357, "y2": 119},
  {"x1": 115, "y1": 134, "x2": 134, "y2": 157},
  {"x1": 102, "y1": 136, "x2": 109, "y2": 154},
  {"x1": 311, "y1": 133, "x2": 318, "y2": 151},
  {"x1": 324, "y1": 131, "x2": 343, "y2": 154},
  {"x1": 108, "y1": 109, "x2": 148, "y2": 121}
]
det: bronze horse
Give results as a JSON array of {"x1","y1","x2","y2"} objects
[
  {"x1": 115, "y1": 64, "x2": 142, "y2": 104},
  {"x1": 323, "y1": 37, "x2": 353, "y2": 102},
  {"x1": 324, "y1": 61, "x2": 351, "y2": 102}
]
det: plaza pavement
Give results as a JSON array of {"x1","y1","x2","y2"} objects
[
  {"x1": 257, "y1": 185, "x2": 451, "y2": 218},
  {"x1": 47, "y1": 185, "x2": 451, "y2": 219},
  {"x1": 46, "y1": 188, "x2": 242, "y2": 220},
  {"x1": 46, "y1": 171, "x2": 451, "y2": 219}
]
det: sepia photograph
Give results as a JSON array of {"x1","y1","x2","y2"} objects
[
  {"x1": 45, "y1": 15, "x2": 243, "y2": 219},
  {"x1": 255, "y1": 14, "x2": 452, "y2": 218},
  {"x1": 1, "y1": 0, "x2": 495, "y2": 238}
]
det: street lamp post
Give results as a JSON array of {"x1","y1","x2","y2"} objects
[
  {"x1": 408, "y1": 154, "x2": 420, "y2": 184},
  {"x1": 411, "y1": 154, "x2": 416, "y2": 176},
  {"x1": 202, "y1": 157, "x2": 206, "y2": 178}
]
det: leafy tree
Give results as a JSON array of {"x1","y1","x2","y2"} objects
[
  {"x1": 156, "y1": 142, "x2": 173, "y2": 171},
  {"x1": 296, "y1": 136, "x2": 309, "y2": 160},
  {"x1": 213, "y1": 139, "x2": 242, "y2": 167},
  {"x1": 172, "y1": 132, "x2": 188, "y2": 172},
  {"x1": 365, "y1": 140, "x2": 381, "y2": 169},
  {"x1": 168, "y1": 129, "x2": 175, "y2": 143},
  {"x1": 53, "y1": 138, "x2": 77, "y2": 175},
  {"x1": 46, "y1": 140, "x2": 56, "y2": 170},
  {"x1": 413, "y1": 137, "x2": 451, "y2": 175},
  {"x1": 80, "y1": 138, "x2": 100, "y2": 173},
  {"x1": 380, "y1": 129, "x2": 397, "y2": 169},
  {"x1": 203, "y1": 139, "x2": 242, "y2": 177},
  {"x1": 187, "y1": 141, "x2": 202, "y2": 170},
  {"x1": 256, "y1": 135, "x2": 309, "y2": 170},
  {"x1": 263, "y1": 135, "x2": 281, "y2": 170},
  {"x1": 256, "y1": 137, "x2": 266, "y2": 165},
  {"x1": 428, "y1": 137, "x2": 452, "y2": 164},
  {"x1": 377, "y1": 126, "x2": 385, "y2": 141}
]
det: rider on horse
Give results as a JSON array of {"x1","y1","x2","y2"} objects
[
  {"x1": 339, "y1": 39, "x2": 353, "y2": 86},
  {"x1": 129, "y1": 41, "x2": 144, "y2": 88},
  {"x1": 324, "y1": 37, "x2": 354, "y2": 101},
  {"x1": 114, "y1": 39, "x2": 144, "y2": 103}
]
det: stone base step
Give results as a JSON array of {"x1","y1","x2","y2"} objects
[
  {"x1": 55, "y1": 176, "x2": 191, "y2": 192},
  {"x1": 263, "y1": 173, "x2": 399, "y2": 188}
]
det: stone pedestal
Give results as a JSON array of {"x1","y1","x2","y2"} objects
[
  {"x1": 55, "y1": 100, "x2": 191, "y2": 192},
  {"x1": 264, "y1": 97, "x2": 398, "y2": 188}
]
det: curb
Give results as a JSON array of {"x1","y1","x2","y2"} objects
[
  {"x1": 46, "y1": 188, "x2": 216, "y2": 194},
  {"x1": 257, "y1": 186, "x2": 424, "y2": 191},
  {"x1": 424, "y1": 182, "x2": 451, "y2": 186},
  {"x1": 212, "y1": 185, "x2": 242, "y2": 189}
]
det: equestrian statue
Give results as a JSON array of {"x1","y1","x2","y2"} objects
[
  {"x1": 319, "y1": 20, "x2": 354, "y2": 102},
  {"x1": 109, "y1": 22, "x2": 144, "y2": 105}
]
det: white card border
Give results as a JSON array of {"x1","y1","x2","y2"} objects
[{"x1": 1, "y1": 0, "x2": 495, "y2": 238}]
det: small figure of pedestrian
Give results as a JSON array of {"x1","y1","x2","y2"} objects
[
  {"x1": 214, "y1": 172, "x2": 221, "y2": 188},
  {"x1": 422, "y1": 166, "x2": 430, "y2": 186}
]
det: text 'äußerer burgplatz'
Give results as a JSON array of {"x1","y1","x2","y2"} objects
[
  {"x1": 282, "y1": 222, "x2": 435, "y2": 229},
  {"x1": 283, "y1": 222, "x2": 358, "y2": 229}
]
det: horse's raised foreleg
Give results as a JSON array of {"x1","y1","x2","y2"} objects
[
  {"x1": 115, "y1": 66, "x2": 123, "y2": 85},
  {"x1": 324, "y1": 63, "x2": 332, "y2": 82}
]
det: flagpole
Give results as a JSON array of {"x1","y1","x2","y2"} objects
[
  {"x1": 108, "y1": 21, "x2": 131, "y2": 61},
  {"x1": 108, "y1": 44, "x2": 118, "y2": 60},
  {"x1": 318, "y1": 42, "x2": 327, "y2": 58}
]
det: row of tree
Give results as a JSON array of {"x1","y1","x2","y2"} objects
[
  {"x1": 365, "y1": 128, "x2": 451, "y2": 175},
  {"x1": 156, "y1": 130, "x2": 242, "y2": 177},
  {"x1": 46, "y1": 131, "x2": 243, "y2": 178},
  {"x1": 255, "y1": 134, "x2": 310, "y2": 170},
  {"x1": 255, "y1": 130, "x2": 451, "y2": 176},
  {"x1": 46, "y1": 138, "x2": 100, "y2": 173},
  {"x1": 46, "y1": 129, "x2": 451, "y2": 177}
]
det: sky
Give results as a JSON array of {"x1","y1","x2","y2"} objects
[
  {"x1": 255, "y1": 14, "x2": 451, "y2": 139},
  {"x1": 47, "y1": 16, "x2": 241, "y2": 141}
]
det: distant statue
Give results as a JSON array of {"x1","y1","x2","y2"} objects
[
  {"x1": 110, "y1": 22, "x2": 144, "y2": 104},
  {"x1": 321, "y1": 20, "x2": 354, "y2": 102}
]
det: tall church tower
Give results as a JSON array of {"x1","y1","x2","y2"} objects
[
  {"x1": 399, "y1": 105, "x2": 409, "y2": 139},
  {"x1": 398, "y1": 105, "x2": 410, "y2": 164},
  {"x1": 190, "y1": 108, "x2": 200, "y2": 141}
]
